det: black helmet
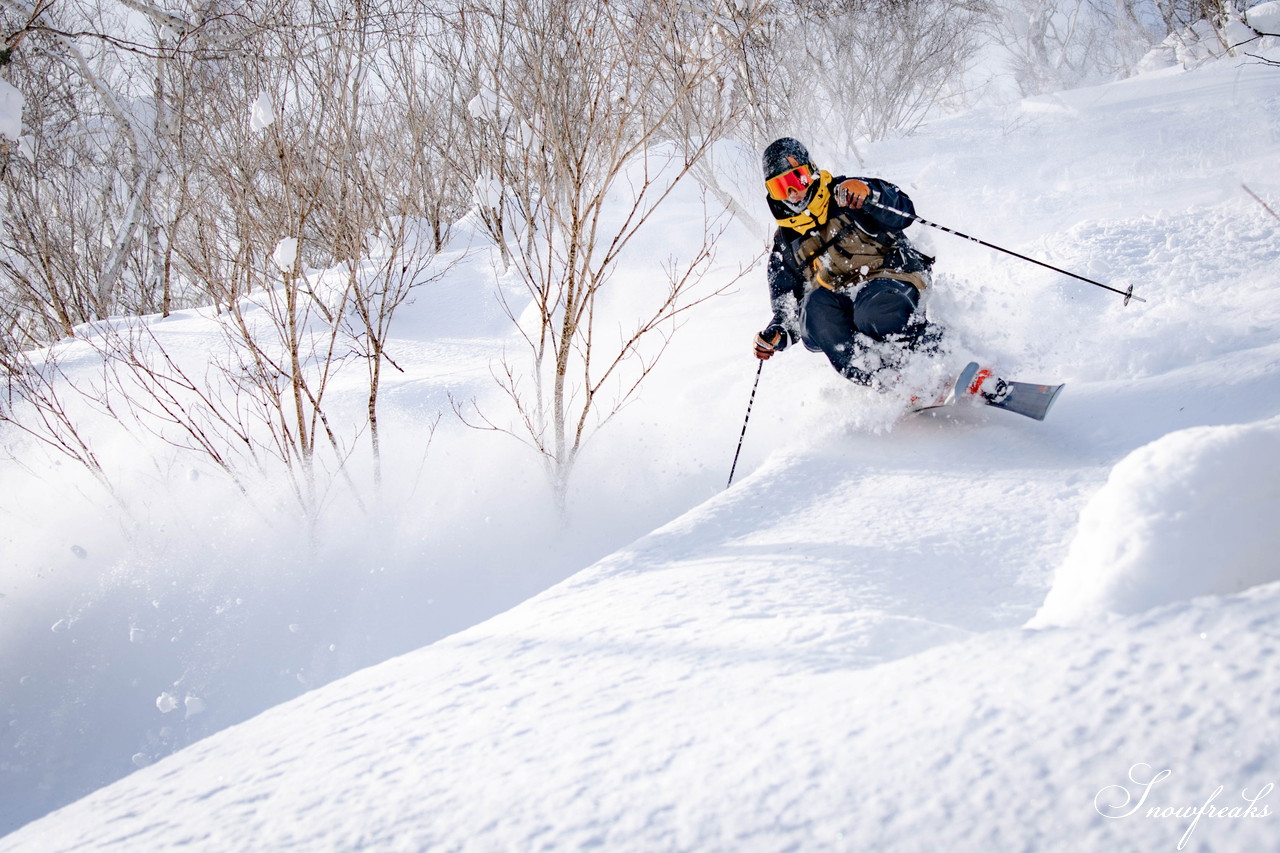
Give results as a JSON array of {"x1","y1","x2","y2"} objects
[
  {"x1": 762, "y1": 137, "x2": 814, "y2": 181},
  {"x1": 763, "y1": 138, "x2": 818, "y2": 212}
]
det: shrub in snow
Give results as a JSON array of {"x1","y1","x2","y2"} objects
[
  {"x1": 1136, "y1": 8, "x2": 1271, "y2": 73},
  {"x1": 1030, "y1": 419, "x2": 1280, "y2": 627}
]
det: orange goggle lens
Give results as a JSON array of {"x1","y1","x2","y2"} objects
[{"x1": 765, "y1": 165, "x2": 813, "y2": 201}]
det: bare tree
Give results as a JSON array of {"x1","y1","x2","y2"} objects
[
  {"x1": 723, "y1": 0, "x2": 988, "y2": 151},
  {"x1": 338, "y1": 222, "x2": 458, "y2": 490},
  {"x1": 2, "y1": 0, "x2": 462, "y2": 519},
  {"x1": 0, "y1": 305, "x2": 124, "y2": 501},
  {"x1": 443, "y1": 0, "x2": 755, "y2": 507},
  {"x1": 991, "y1": 0, "x2": 1165, "y2": 94},
  {"x1": 141, "y1": 0, "x2": 444, "y2": 515}
]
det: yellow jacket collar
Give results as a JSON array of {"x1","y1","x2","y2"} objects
[{"x1": 774, "y1": 170, "x2": 833, "y2": 232}]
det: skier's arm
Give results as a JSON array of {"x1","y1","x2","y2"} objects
[
  {"x1": 755, "y1": 230, "x2": 804, "y2": 359},
  {"x1": 765, "y1": 231, "x2": 803, "y2": 334}
]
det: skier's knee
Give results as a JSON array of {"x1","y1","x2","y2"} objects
[
  {"x1": 800, "y1": 287, "x2": 853, "y2": 353},
  {"x1": 852, "y1": 279, "x2": 920, "y2": 340}
]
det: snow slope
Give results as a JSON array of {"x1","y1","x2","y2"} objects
[
  {"x1": 6, "y1": 515, "x2": 1280, "y2": 852},
  {"x1": 4, "y1": 45, "x2": 1280, "y2": 852}
]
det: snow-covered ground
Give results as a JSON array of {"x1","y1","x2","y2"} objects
[{"x1": 3, "y1": 32, "x2": 1280, "y2": 853}]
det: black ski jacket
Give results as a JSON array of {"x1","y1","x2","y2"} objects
[{"x1": 765, "y1": 175, "x2": 923, "y2": 335}]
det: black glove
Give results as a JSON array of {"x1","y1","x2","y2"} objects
[{"x1": 754, "y1": 324, "x2": 790, "y2": 360}]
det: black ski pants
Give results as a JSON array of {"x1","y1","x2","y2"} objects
[{"x1": 800, "y1": 278, "x2": 929, "y2": 385}]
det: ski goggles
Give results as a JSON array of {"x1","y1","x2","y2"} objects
[{"x1": 765, "y1": 164, "x2": 813, "y2": 201}]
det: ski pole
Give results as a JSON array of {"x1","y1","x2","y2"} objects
[
  {"x1": 866, "y1": 199, "x2": 1146, "y2": 305},
  {"x1": 1243, "y1": 184, "x2": 1280, "y2": 224},
  {"x1": 727, "y1": 360, "x2": 763, "y2": 489}
]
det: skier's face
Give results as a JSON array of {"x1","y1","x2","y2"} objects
[{"x1": 766, "y1": 164, "x2": 813, "y2": 207}]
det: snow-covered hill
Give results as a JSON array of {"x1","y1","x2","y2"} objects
[{"x1": 3, "y1": 39, "x2": 1280, "y2": 852}]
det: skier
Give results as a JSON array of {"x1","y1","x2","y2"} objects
[
  {"x1": 751, "y1": 137, "x2": 948, "y2": 389},
  {"x1": 752, "y1": 137, "x2": 1023, "y2": 409}
]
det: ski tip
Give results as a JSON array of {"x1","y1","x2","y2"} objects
[
  {"x1": 1015, "y1": 382, "x2": 1065, "y2": 421},
  {"x1": 1040, "y1": 383, "x2": 1066, "y2": 420},
  {"x1": 982, "y1": 377, "x2": 1065, "y2": 421}
]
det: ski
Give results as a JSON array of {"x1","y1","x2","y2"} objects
[{"x1": 912, "y1": 362, "x2": 1064, "y2": 421}]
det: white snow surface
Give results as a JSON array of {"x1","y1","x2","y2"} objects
[
  {"x1": 1032, "y1": 418, "x2": 1280, "y2": 627},
  {"x1": 4, "y1": 52, "x2": 1280, "y2": 852},
  {"x1": 250, "y1": 91, "x2": 275, "y2": 132},
  {"x1": 271, "y1": 236, "x2": 299, "y2": 273},
  {"x1": 0, "y1": 79, "x2": 22, "y2": 141},
  {"x1": 1248, "y1": 1, "x2": 1280, "y2": 33}
]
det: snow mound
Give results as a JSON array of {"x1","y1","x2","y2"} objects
[
  {"x1": 1030, "y1": 419, "x2": 1280, "y2": 627},
  {"x1": 1248, "y1": 1, "x2": 1280, "y2": 34}
]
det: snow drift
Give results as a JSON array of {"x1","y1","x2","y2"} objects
[{"x1": 1031, "y1": 419, "x2": 1280, "y2": 627}]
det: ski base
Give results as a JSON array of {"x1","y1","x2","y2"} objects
[
  {"x1": 954, "y1": 361, "x2": 1064, "y2": 421},
  {"x1": 990, "y1": 378, "x2": 1064, "y2": 420}
]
